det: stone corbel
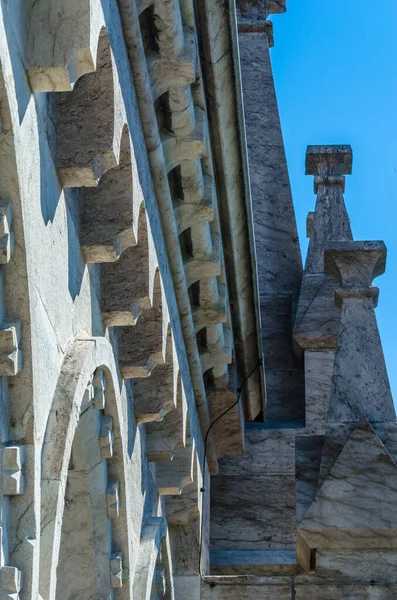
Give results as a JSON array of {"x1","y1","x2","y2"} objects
[
  {"x1": 2, "y1": 446, "x2": 25, "y2": 496},
  {"x1": 145, "y1": 392, "x2": 186, "y2": 461},
  {"x1": 156, "y1": 444, "x2": 195, "y2": 495},
  {"x1": 55, "y1": 32, "x2": 125, "y2": 188},
  {"x1": 26, "y1": 0, "x2": 105, "y2": 92},
  {"x1": 161, "y1": 108, "x2": 206, "y2": 173},
  {"x1": 0, "y1": 566, "x2": 23, "y2": 599},
  {"x1": 200, "y1": 328, "x2": 232, "y2": 375},
  {"x1": 147, "y1": 29, "x2": 197, "y2": 101},
  {"x1": 0, "y1": 202, "x2": 14, "y2": 264},
  {"x1": 133, "y1": 346, "x2": 179, "y2": 423},
  {"x1": 173, "y1": 176, "x2": 214, "y2": 235},
  {"x1": 110, "y1": 551, "x2": 123, "y2": 588},
  {"x1": 101, "y1": 219, "x2": 157, "y2": 326},
  {"x1": 0, "y1": 319, "x2": 22, "y2": 377},
  {"x1": 99, "y1": 415, "x2": 114, "y2": 459},
  {"x1": 184, "y1": 232, "x2": 221, "y2": 288},
  {"x1": 80, "y1": 135, "x2": 139, "y2": 263}
]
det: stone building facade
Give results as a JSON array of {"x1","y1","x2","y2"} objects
[{"x1": 0, "y1": 0, "x2": 396, "y2": 599}]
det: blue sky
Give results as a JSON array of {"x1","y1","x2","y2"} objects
[{"x1": 270, "y1": 0, "x2": 397, "y2": 401}]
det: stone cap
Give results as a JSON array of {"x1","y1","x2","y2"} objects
[
  {"x1": 306, "y1": 145, "x2": 353, "y2": 177},
  {"x1": 237, "y1": 0, "x2": 286, "y2": 22},
  {"x1": 324, "y1": 241, "x2": 386, "y2": 287}
]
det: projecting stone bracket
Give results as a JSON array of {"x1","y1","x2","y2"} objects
[
  {"x1": 26, "y1": 0, "x2": 104, "y2": 92},
  {"x1": 200, "y1": 328, "x2": 232, "y2": 374},
  {"x1": 324, "y1": 241, "x2": 386, "y2": 287},
  {"x1": 0, "y1": 566, "x2": 23, "y2": 599},
  {"x1": 0, "y1": 319, "x2": 22, "y2": 377},
  {"x1": 110, "y1": 551, "x2": 123, "y2": 588},
  {"x1": 99, "y1": 415, "x2": 114, "y2": 459},
  {"x1": 0, "y1": 202, "x2": 14, "y2": 264},
  {"x1": 156, "y1": 445, "x2": 194, "y2": 495},
  {"x1": 161, "y1": 107, "x2": 206, "y2": 173},
  {"x1": 2, "y1": 446, "x2": 25, "y2": 495},
  {"x1": 184, "y1": 233, "x2": 221, "y2": 288},
  {"x1": 174, "y1": 179, "x2": 214, "y2": 235},
  {"x1": 147, "y1": 29, "x2": 197, "y2": 101},
  {"x1": 106, "y1": 479, "x2": 120, "y2": 519}
]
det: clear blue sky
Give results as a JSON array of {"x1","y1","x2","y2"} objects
[{"x1": 270, "y1": 0, "x2": 397, "y2": 402}]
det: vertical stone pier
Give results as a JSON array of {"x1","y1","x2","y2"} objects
[{"x1": 237, "y1": 0, "x2": 303, "y2": 424}]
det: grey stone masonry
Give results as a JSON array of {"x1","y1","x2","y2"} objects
[
  {"x1": 294, "y1": 145, "x2": 354, "y2": 434},
  {"x1": 324, "y1": 241, "x2": 395, "y2": 422},
  {"x1": 238, "y1": 0, "x2": 303, "y2": 424}
]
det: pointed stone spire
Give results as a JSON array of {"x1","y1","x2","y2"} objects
[
  {"x1": 324, "y1": 241, "x2": 395, "y2": 422},
  {"x1": 305, "y1": 145, "x2": 353, "y2": 273},
  {"x1": 294, "y1": 146, "x2": 354, "y2": 434}
]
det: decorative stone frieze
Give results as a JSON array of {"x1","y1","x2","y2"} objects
[{"x1": 2, "y1": 446, "x2": 25, "y2": 496}]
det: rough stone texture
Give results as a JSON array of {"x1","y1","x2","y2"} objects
[{"x1": 1, "y1": 0, "x2": 396, "y2": 597}]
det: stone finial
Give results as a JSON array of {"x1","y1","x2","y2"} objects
[
  {"x1": 324, "y1": 241, "x2": 386, "y2": 288},
  {"x1": 304, "y1": 146, "x2": 353, "y2": 274}
]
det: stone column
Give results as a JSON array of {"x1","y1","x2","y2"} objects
[
  {"x1": 237, "y1": 0, "x2": 304, "y2": 423},
  {"x1": 324, "y1": 241, "x2": 395, "y2": 422}
]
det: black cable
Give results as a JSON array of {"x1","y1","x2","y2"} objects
[{"x1": 198, "y1": 356, "x2": 263, "y2": 585}]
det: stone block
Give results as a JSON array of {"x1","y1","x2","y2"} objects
[
  {"x1": 0, "y1": 202, "x2": 14, "y2": 264},
  {"x1": 210, "y1": 474, "x2": 296, "y2": 550},
  {"x1": 305, "y1": 145, "x2": 353, "y2": 177},
  {"x1": 218, "y1": 427, "x2": 295, "y2": 476},
  {"x1": 110, "y1": 552, "x2": 123, "y2": 588},
  {"x1": 147, "y1": 29, "x2": 197, "y2": 101},
  {"x1": 0, "y1": 320, "x2": 22, "y2": 377},
  {"x1": 2, "y1": 446, "x2": 25, "y2": 495},
  {"x1": 106, "y1": 479, "x2": 120, "y2": 519},
  {"x1": 99, "y1": 415, "x2": 114, "y2": 459}
]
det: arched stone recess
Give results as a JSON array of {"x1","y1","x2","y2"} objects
[
  {"x1": 39, "y1": 336, "x2": 131, "y2": 600},
  {"x1": 54, "y1": 27, "x2": 126, "y2": 189},
  {"x1": 26, "y1": 0, "x2": 108, "y2": 92}
]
